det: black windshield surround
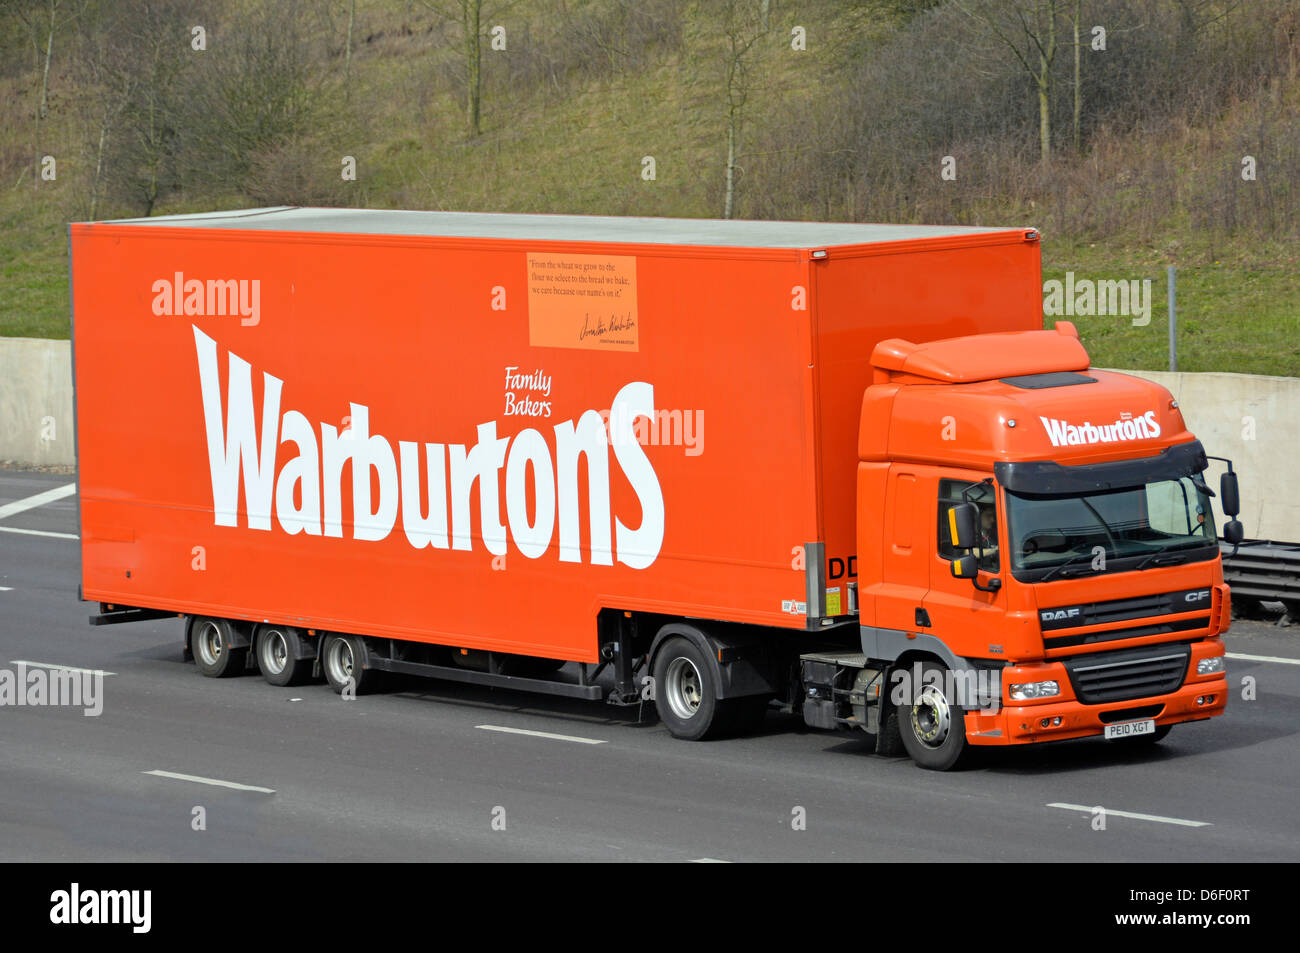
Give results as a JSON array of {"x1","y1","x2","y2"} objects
[
  {"x1": 997, "y1": 441, "x2": 1218, "y2": 584},
  {"x1": 994, "y1": 440, "x2": 1208, "y2": 495}
]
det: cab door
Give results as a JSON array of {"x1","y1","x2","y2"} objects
[
  {"x1": 872, "y1": 466, "x2": 929, "y2": 633},
  {"x1": 923, "y1": 470, "x2": 1009, "y2": 658}
]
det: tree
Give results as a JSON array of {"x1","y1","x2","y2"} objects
[
  {"x1": 1070, "y1": 0, "x2": 1081, "y2": 153},
  {"x1": 415, "y1": 0, "x2": 522, "y2": 138},
  {"x1": 717, "y1": 0, "x2": 771, "y2": 218},
  {"x1": 15, "y1": 0, "x2": 87, "y2": 188},
  {"x1": 174, "y1": 0, "x2": 325, "y2": 198},
  {"x1": 344, "y1": 0, "x2": 356, "y2": 100},
  {"x1": 75, "y1": 0, "x2": 193, "y2": 215},
  {"x1": 956, "y1": 0, "x2": 1060, "y2": 166}
]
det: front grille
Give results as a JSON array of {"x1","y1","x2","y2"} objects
[
  {"x1": 1044, "y1": 615, "x2": 1207, "y2": 649},
  {"x1": 1064, "y1": 642, "x2": 1192, "y2": 705},
  {"x1": 1038, "y1": 587, "x2": 1213, "y2": 631}
]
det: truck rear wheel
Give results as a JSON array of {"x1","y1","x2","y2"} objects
[
  {"x1": 255, "y1": 625, "x2": 314, "y2": 687},
  {"x1": 898, "y1": 660, "x2": 969, "y2": 771},
  {"x1": 653, "y1": 637, "x2": 724, "y2": 741},
  {"x1": 321, "y1": 633, "x2": 381, "y2": 695},
  {"x1": 192, "y1": 617, "x2": 246, "y2": 678}
]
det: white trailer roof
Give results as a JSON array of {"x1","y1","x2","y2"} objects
[{"x1": 92, "y1": 206, "x2": 1024, "y2": 249}]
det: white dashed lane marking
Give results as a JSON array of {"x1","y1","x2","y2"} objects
[
  {"x1": 0, "y1": 483, "x2": 76, "y2": 520},
  {"x1": 143, "y1": 770, "x2": 275, "y2": 794},
  {"x1": 476, "y1": 725, "x2": 606, "y2": 745},
  {"x1": 1048, "y1": 803, "x2": 1210, "y2": 827}
]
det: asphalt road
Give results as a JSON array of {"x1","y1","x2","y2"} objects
[{"x1": 1, "y1": 468, "x2": 1297, "y2": 862}]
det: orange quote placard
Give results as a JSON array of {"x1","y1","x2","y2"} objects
[{"x1": 527, "y1": 252, "x2": 639, "y2": 351}]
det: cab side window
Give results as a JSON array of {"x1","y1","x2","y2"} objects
[{"x1": 937, "y1": 479, "x2": 1000, "y2": 571}]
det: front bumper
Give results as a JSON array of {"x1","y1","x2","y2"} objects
[{"x1": 962, "y1": 639, "x2": 1228, "y2": 745}]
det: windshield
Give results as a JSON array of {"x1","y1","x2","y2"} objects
[{"x1": 1005, "y1": 475, "x2": 1217, "y2": 580}]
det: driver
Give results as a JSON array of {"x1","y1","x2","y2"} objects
[
  {"x1": 977, "y1": 507, "x2": 999, "y2": 569},
  {"x1": 979, "y1": 508, "x2": 998, "y2": 549}
]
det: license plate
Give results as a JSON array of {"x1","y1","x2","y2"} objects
[{"x1": 1105, "y1": 719, "x2": 1155, "y2": 740}]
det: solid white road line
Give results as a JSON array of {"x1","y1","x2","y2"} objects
[
  {"x1": 690, "y1": 858, "x2": 732, "y2": 863},
  {"x1": 143, "y1": 770, "x2": 276, "y2": 794},
  {"x1": 476, "y1": 724, "x2": 606, "y2": 745},
  {"x1": 1227, "y1": 652, "x2": 1300, "y2": 666},
  {"x1": 0, "y1": 525, "x2": 78, "y2": 539},
  {"x1": 11, "y1": 660, "x2": 116, "y2": 676},
  {"x1": 0, "y1": 483, "x2": 76, "y2": 520},
  {"x1": 1047, "y1": 802, "x2": 1210, "y2": 828},
  {"x1": 0, "y1": 586, "x2": 10, "y2": 591}
]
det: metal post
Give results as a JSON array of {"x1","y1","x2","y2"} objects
[{"x1": 1167, "y1": 265, "x2": 1177, "y2": 372}]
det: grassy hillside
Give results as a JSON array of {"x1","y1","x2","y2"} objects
[{"x1": 1, "y1": 0, "x2": 1296, "y2": 375}]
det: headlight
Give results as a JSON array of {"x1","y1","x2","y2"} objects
[
  {"x1": 1197, "y1": 656, "x2": 1225, "y2": 675},
  {"x1": 1010, "y1": 680, "x2": 1060, "y2": 700}
]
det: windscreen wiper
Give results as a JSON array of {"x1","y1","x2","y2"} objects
[
  {"x1": 1134, "y1": 538, "x2": 1211, "y2": 571},
  {"x1": 1040, "y1": 551, "x2": 1101, "y2": 582}
]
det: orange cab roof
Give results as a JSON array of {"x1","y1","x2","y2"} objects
[{"x1": 872, "y1": 322, "x2": 1088, "y2": 384}]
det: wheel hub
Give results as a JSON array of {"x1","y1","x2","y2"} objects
[
  {"x1": 911, "y1": 685, "x2": 952, "y2": 748},
  {"x1": 664, "y1": 657, "x2": 703, "y2": 721}
]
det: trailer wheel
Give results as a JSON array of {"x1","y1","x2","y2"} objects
[
  {"x1": 652, "y1": 637, "x2": 723, "y2": 741},
  {"x1": 192, "y1": 617, "x2": 247, "y2": 678},
  {"x1": 321, "y1": 633, "x2": 380, "y2": 695},
  {"x1": 255, "y1": 625, "x2": 314, "y2": 687},
  {"x1": 897, "y1": 660, "x2": 969, "y2": 771}
]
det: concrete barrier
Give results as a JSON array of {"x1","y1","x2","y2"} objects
[
  {"x1": 0, "y1": 338, "x2": 74, "y2": 468},
  {"x1": 0, "y1": 338, "x2": 1295, "y2": 539},
  {"x1": 1102, "y1": 369, "x2": 1300, "y2": 544}
]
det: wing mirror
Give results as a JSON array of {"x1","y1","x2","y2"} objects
[{"x1": 947, "y1": 501, "x2": 978, "y2": 551}]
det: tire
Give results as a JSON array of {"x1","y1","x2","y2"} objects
[
  {"x1": 874, "y1": 706, "x2": 906, "y2": 757},
  {"x1": 255, "y1": 625, "x2": 314, "y2": 687},
  {"x1": 321, "y1": 633, "x2": 381, "y2": 695},
  {"x1": 652, "y1": 637, "x2": 724, "y2": 741},
  {"x1": 191, "y1": 617, "x2": 247, "y2": 678},
  {"x1": 897, "y1": 659, "x2": 970, "y2": 771}
]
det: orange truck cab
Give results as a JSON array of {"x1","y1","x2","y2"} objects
[
  {"x1": 818, "y1": 321, "x2": 1243, "y2": 769},
  {"x1": 69, "y1": 209, "x2": 1242, "y2": 771}
]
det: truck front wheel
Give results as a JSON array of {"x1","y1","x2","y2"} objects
[
  {"x1": 653, "y1": 637, "x2": 724, "y2": 741},
  {"x1": 897, "y1": 660, "x2": 969, "y2": 771}
]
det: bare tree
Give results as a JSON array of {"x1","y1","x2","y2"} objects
[
  {"x1": 1070, "y1": 0, "x2": 1081, "y2": 153},
  {"x1": 416, "y1": 0, "x2": 522, "y2": 138},
  {"x1": 717, "y1": 0, "x2": 771, "y2": 218},
  {"x1": 111, "y1": 3, "x2": 189, "y2": 215},
  {"x1": 175, "y1": 0, "x2": 327, "y2": 198},
  {"x1": 15, "y1": 0, "x2": 87, "y2": 187},
  {"x1": 344, "y1": 0, "x2": 356, "y2": 99},
  {"x1": 956, "y1": 0, "x2": 1060, "y2": 166},
  {"x1": 72, "y1": 0, "x2": 134, "y2": 218}
]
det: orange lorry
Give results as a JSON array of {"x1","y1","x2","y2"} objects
[{"x1": 69, "y1": 208, "x2": 1242, "y2": 769}]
